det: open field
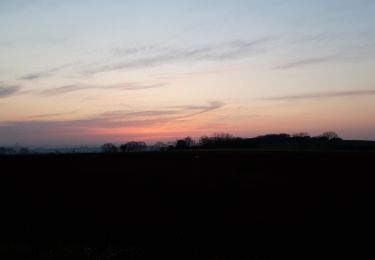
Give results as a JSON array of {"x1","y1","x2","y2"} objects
[{"x1": 1, "y1": 150, "x2": 375, "y2": 259}]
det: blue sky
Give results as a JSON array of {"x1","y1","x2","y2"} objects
[{"x1": 1, "y1": 0, "x2": 375, "y2": 145}]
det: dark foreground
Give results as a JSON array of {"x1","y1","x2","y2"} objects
[{"x1": 1, "y1": 150, "x2": 375, "y2": 259}]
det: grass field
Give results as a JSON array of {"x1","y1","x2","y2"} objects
[{"x1": 1, "y1": 150, "x2": 375, "y2": 259}]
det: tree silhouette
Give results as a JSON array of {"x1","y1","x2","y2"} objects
[
  {"x1": 152, "y1": 142, "x2": 168, "y2": 151},
  {"x1": 175, "y1": 137, "x2": 195, "y2": 149},
  {"x1": 120, "y1": 141, "x2": 147, "y2": 152},
  {"x1": 198, "y1": 136, "x2": 211, "y2": 147},
  {"x1": 319, "y1": 131, "x2": 340, "y2": 140},
  {"x1": 184, "y1": 136, "x2": 194, "y2": 147},
  {"x1": 175, "y1": 139, "x2": 189, "y2": 149},
  {"x1": 213, "y1": 132, "x2": 233, "y2": 141},
  {"x1": 198, "y1": 133, "x2": 236, "y2": 148},
  {"x1": 101, "y1": 143, "x2": 119, "y2": 153}
]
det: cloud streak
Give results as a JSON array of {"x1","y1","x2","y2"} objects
[
  {"x1": 82, "y1": 37, "x2": 274, "y2": 75},
  {"x1": 80, "y1": 101, "x2": 225, "y2": 127},
  {"x1": 0, "y1": 85, "x2": 21, "y2": 98},
  {"x1": 24, "y1": 110, "x2": 79, "y2": 120},
  {"x1": 0, "y1": 101, "x2": 225, "y2": 144},
  {"x1": 18, "y1": 63, "x2": 77, "y2": 81},
  {"x1": 28, "y1": 82, "x2": 166, "y2": 96},
  {"x1": 273, "y1": 56, "x2": 336, "y2": 70},
  {"x1": 262, "y1": 89, "x2": 375, "y2": 101},
  {"x1": 14, "y1": 37, "x2": 274, "y2": 80},
  {"x1": 169, "y1": 101, "x2": 225, "y2": 118}
]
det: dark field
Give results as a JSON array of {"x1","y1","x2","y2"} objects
[{"x1": 1, "y1": 150, "x2": 375, "y2": 259}]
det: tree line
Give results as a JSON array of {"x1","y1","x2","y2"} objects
[
  {"x1": 100, "y1": 131, "x2": 351, "y2": 153},
  {"x1": 2, "y1": 131, "x2": 373, "y2": 155}
]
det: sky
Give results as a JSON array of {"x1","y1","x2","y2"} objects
[{"x1": 1, "y1": 0, "x2": 375, "y2": 146}]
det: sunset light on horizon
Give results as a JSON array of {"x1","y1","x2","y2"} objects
[{"x1": 1, "y1": 0, "x2": 375, "y2": 145}]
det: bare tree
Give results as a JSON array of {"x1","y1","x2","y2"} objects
[{"x1": 320, "y1": 131, "x2": 340, "y2": 140}]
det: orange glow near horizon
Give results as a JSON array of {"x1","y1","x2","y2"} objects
[{"x1": 1, "y1": 1, "x2": 375, "y2": 145}]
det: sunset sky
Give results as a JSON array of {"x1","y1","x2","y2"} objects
[{"x1": 1, "y1": 0, "x2": 375, "y2": 146}]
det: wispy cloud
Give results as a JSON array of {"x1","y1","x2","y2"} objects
[
  {"x1": 18, "y1": 62, "x2": 77, "y2": 81},
  {"x1": 0, "y1": 85, "x2": 21, "y2": 98},
  {"x1": 169, "y1": 101, "x2": 225, "y2": 118},
  {"x1": 15, "y1": 37, "x2": 274, "y2": 80},
  {"x1": 29, "y1": 82, "x2": 166, "y2": 96},
  {"x1": 82, "y1": 37, "x2": 274, "y2": 75},
  {"x1": 0, "y1": 101, "x2": 225, "y2": 143},
  {"x1": 81, "y1": 101, "x2": 225, "y2": 127},
  {"x1": 262, "y1": 89, "x2": 375, "y2": 101},
  {"x1": 24, "y1": 110, "x2": 79, "y2": 120},
  {"x1": 273, "y1": 56, "x2": 336, "y2": 70}
]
